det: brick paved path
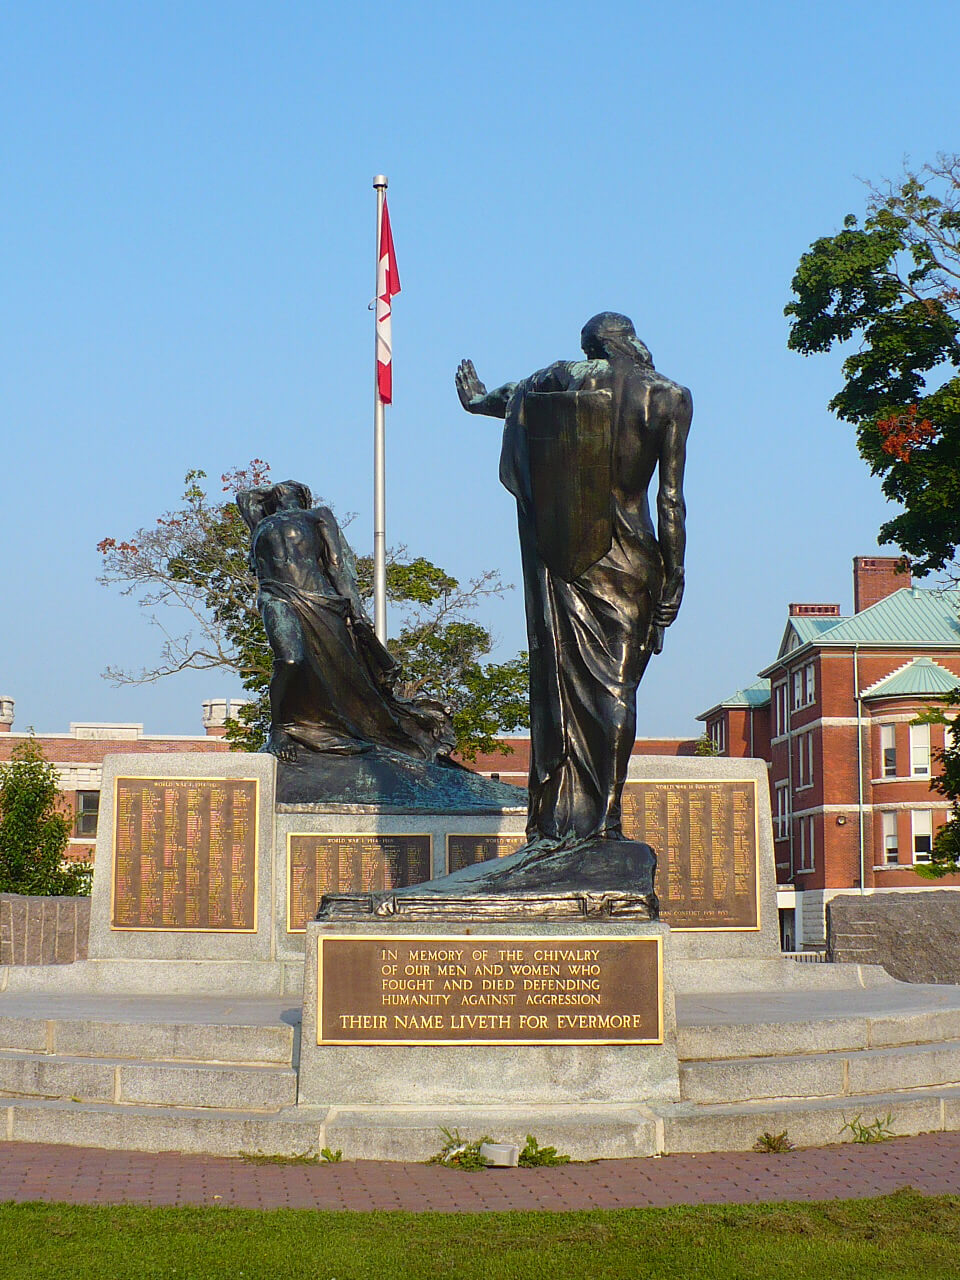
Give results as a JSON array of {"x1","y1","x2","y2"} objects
[{"x1": 2, "y1": 1133, "x2": 960, "y2": 1211}]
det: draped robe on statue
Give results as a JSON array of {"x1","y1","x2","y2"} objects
[{"x1": 498, "y1": 360, "x2": 665, "y2": 846}]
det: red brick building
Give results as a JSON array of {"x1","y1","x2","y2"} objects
[{"x1": 699, "y1": 557, "x2": 960, "y2": 949}]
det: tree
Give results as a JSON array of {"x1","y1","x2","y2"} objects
[
  {"x1": 0, "y1": 740, "x2": 92, "y2": 896},
  {"x1": 786, "y1": 156, "x2": 960, "y2": 862},
  {"x1": 785, "y1": 155, "x2": 960, "y2": 579},
  {"x1": 98, "y1": 463, "x2": 529, "y2": 760}
]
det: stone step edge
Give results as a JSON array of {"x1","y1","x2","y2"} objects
[
  {"x1": 656, "y1": 1081, "x2": 960, "y2": 1120},
  {"x1": 0, "y1": 1049, "x2": 297, "y2": 1076},
  {"x1": 678, "y1": 1024, "x2": 960, "y2": 1062},
  {"x1": 0, "y1": 1016, "x2": 294, "y2": 1062},
  {"x1": 5, "y1": 1092, "x2": 960, "y2": 1160},
  {"x1": 0, "y1": 1092, "x2": 305, "y2": 1119}
]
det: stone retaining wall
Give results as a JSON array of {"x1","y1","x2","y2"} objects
[
  {"x1": 0, "y1": 893, "x2": 90, "y2": 965},
  {"x1": 827, "y1": 890, "x2": 960, "y2": 984}
]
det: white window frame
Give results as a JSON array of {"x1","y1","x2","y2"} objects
[
  {"x1": 881, "y1": 810, "x2": 899, "y2": 864},
  {"x1": 709, "y1": 718, "x2": 725, "y2": 753},
  {"x1": 910, "y1": 723, "x2": 931, "y2": 777},
  {"x1": 792, "y1": 670, "x2": 804, "y2": 711},
  {"x1": 774, "y1": 783, "x2": 790, "y2": 841},
  {"x1": 797, "y1": 815, "x2": 815, "y2": 872},
  {"x1": 804, "y1": 662, "x2": 815, "y2": 706},
  {"x1": 912, "y1": 809, "x2": 933, "y2": 863},
  {"x1": 880, "y1": 724, "x2": 897, "y2": 778},
  {"x1": 773, "y1": 682, "x2": 788, "y2": 736},
  {"x1": 796, "y1": 731, "x2": 814, "y2": 789}
]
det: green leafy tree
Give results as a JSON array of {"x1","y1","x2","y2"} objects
[
  {"x1": 785, "y1": 155, "x2": 960, "y2": 579},
  {"x1": 98, "y1": 463, "x2": 529, "y2": 760},
  {"x1": 0, "y1": 740, "x2": 92, "y2": 896}
]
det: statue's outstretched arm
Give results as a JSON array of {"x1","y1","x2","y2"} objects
[
  {"x1": 654, "y1": 387, "x2": 692, "y2": 629},
  {"x1": 456, "y1": 359, "x2": 516, "y2": 419}
]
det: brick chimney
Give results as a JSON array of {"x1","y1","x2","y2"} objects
[
  {"x1": 853, "y1": 556, "x2": 911, "y2": 613},
  {"x1": 789, "y1": 603, "x2": 841, "y2": 617},
  {"x1": 0, "y1": 697, "x2": 12, "y2": 732}
]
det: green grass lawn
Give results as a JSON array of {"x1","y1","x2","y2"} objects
[{"x1": 0, "y1": 1190, "x2": 957, "y2": 1279}]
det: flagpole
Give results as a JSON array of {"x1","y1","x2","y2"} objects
[{"x1": 373, "y1": 174, "x2": 388, "y2": 643}]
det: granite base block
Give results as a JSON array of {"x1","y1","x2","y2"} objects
[{"x1": 299, "y1": 919, "x2": 680, "y2": 1113}]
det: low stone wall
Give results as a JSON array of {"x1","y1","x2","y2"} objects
[
  {"x1": 827, "y1": 891, "x2": 960, "y2": 984},
  {"x1": 0, "y1": 893, "x2": 90, "y2": 965}
]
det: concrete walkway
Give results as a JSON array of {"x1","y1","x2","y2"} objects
[{"x1": 1, "y1": 1132, "x2": 959, "y2": 1211}]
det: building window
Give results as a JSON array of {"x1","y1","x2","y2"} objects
[
  {"x1": 882, "y1": 810, "x2": 899, "y2": 864},
  {"x1": 75, "y1": 791, "x2": 100, "y2": 838},
  {"x1": 912, "y1": 809, "x2": 933, "y2": 863},
  {"x1": 774, "y1": 682, "x2": 788, "y2": 736},
  {"x1": 709, "y1": 718, "x2": 726, "y2": 753},
  {"x1": 880, "y1": 724, "x2": 897, "y2": 778},
  {"x1": 910, "y1": 723, "x2": 931, "y2": 777},
  {"x1": 797, "y1": 815, "x2": 815, "y2": 871},
  {"x1": 774, "y1": 783, "x2": 790, "y2": 840},
  {"x1": 797, "y1": 731, "x2": 814, "y2": 788},
  {"x1": 791, "y1": 663, "x2": 815, "y2": 710}
]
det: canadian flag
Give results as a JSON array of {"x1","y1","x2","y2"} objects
[{"x1": 376, "y1": 198, "x2": 401, "y2": 404}]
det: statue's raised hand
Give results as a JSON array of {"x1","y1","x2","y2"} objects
[{"x1": 456, "y1": 359, "x2": 487, "y2": 412}]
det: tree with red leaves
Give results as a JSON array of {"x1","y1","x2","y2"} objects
[{"x1": 786, "y1": 155, "x2": 960, "y2": 581}]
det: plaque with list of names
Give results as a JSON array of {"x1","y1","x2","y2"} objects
[
  {"x1": 287, "y1": 834, "x2": 432, "y2": 933},
  {"x1": 620, "y1": 780, "x2": 759, "y2": 930},
  {"x1": 317, "y1": 934, "x2": 662, "y2": 1045},
  {"x1": 111, "y1": 777, "x2": 258, "y2": 932},
  {"x1": 446, "y1": 834, "x2": 523, "y2": 875}
]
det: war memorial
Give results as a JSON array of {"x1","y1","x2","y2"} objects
[{"x1": 3, "y1": 313, "x2": 960, "y2": 1162}]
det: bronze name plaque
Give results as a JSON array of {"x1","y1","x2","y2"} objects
[
  {"x1": 317, "y1": 934, "x2": 662, "y2": 1045},
  {"x1": 446, "y1": 833, "x2": 523, "y2": 874},
  {"x1": 287, "y1": 834, "x2": 432, "y2": 932},
  {"x1": 112, "y1": 777, "x2": 258, "y2": 932},
  {"x1": 621, "y1": 779, "x2": 759, "y2": 930}
]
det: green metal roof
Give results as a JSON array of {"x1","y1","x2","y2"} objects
[
  {"x1": 769, "y1": 588, "x2": 960, "y2": 671},
  {"x1": 696, "y1": 678, "x2": 770, "y2": 721},
  {"x1": 789, "y1": 615, "x2": 850, "y2": 645},
  {"x1": 862, "y1": 657, "x2": 960, "y2": 700}
]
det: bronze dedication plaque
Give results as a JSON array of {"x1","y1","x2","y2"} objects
[
  {"x1": 317, "y1": 934, "x2": 662, "y2": 1045},
  {"x1": 287, "y1": 834, "x2": 432, "y2": 932},
  {"x1": 446, "y1": 833, "x2": 523, "y2": 874},
  {"x1": 112, "y1": 777, "x2": 258, "y2": 931},
  {"x1": 621, "y1": 779, "x2": 759, "y2": 930}
]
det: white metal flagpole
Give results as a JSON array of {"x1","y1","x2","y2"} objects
[{"x1": 373, "y1": 174, "x2": 388, "y2": 643}]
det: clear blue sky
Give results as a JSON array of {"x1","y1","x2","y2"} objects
[{"x1": 1, "y1": 0, "x2": 954, "y2": 737}]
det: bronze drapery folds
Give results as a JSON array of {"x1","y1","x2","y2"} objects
[{"x1": 237, "y1": 480, "x2": 453, "y2": 765}]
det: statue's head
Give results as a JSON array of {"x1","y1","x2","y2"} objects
[
  {"x1": 273, "y1": 480, "x2": 313, "y2": 511},
  {"x1": 236, "y1": 480, "x2": 312, "y2": 531},
  {"x1": 580, "y1": 312, "x2": 653, "y2": 367}
]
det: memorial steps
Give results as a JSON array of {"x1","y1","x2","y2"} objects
[
  {"x1": 2, "y1": 974, "x2": 960, "y2": 1158},
  {"x1": 0, "y1": 994, "x2": 323, "y2": 1157},
  {"x1": 656, "y1": 979, "x2": 960, "y2": 1154}
]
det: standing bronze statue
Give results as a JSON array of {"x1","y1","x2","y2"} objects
[
  {"x1": 426, "y1": 311, "x2": 690, "y2": 904},
  {"x1": 457, "y1": 313, "x2": 691, "y2": 853},
  {"x1": 237, "y1": 480, "x2": 453, "y2": 765}
]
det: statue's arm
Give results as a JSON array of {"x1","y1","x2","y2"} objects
[
  {"x1": 654, "y1": 387, "x2": 692, "y2": 628},
  {"x1": 456, "y1": 359, "x2": 515, "y2": 419},
  {"x1": 311, "y1": 508, "x2": 366, "y2": 615}
]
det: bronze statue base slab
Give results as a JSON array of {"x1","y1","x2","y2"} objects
[{"x1": 316, "y1": 837, "x2": 658, "y2": 922}]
